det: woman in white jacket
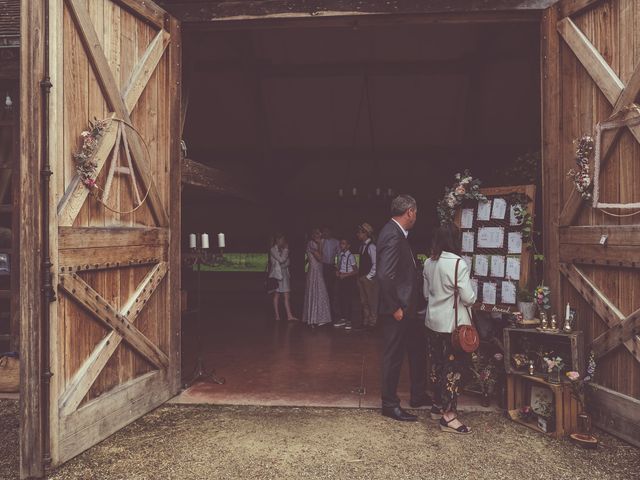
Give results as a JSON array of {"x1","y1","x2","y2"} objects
[
  {"x1": 269, "y1": 234, "x2": 298, "y2": 322},
  {"x1": 423, "y1": 223, "x2": 476, "y2": 434}
]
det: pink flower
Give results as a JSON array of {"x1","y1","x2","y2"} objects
[
  {"x1": 83, "y1": 178, "x2": 96, "y2": 188},
  {"x1": 566, "y1": 371, "x2": 580, "y2": 381}
]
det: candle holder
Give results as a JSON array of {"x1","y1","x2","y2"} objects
[{"x1": 182, "y1": 238, "x2": 226, "y2": 388}]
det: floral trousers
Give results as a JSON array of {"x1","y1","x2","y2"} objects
[{"x1": 428, "y1": 329, "x2": 470, "y2": 413}]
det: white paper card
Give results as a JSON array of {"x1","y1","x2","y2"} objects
[
  {"x1": 482, "y1": 282, "x2": 497, "y2": 305},
  {"x1": 510, "y1": 204, "x2": 523, "y2": 226},
  {"x1": 474, "y1": 255, "x2": 489, "y2": 277},
  {"x1": 491, "y1": 198, "x2": 507, "y2": 220},
  {"x1": 506, "y1": 256, "x2": 521, "y2": 280},
  {"x1": 461, "y1": 208, "x2": 474, "y2": 229},
  {"x1": 477, "y1": 227, "x2": 504, "y2": 249},
  {"x1": 471, "y1": 278, "x2": 479, "y2": 296},
  {"x1": 477, "y1": 200, "x2": 492, "y2": 221},
  {"x1": 508, "y1": 232, "x2": 523, "y2": 254},
  {"x1": 462, "y1": 232, "x2": 475, "y2": 253},
  {"x1": 490, "y1": 255, "x2": 505, "y2": 278},
  {"x1": 501, "y1": 281, "x2": 517, "y2": 304},
  {"x1": 462, "y1": 255, "x2": 473, "y2": 270}
]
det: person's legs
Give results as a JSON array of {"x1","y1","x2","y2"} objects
[
  {"x1": 381, "y1": 316, "x2": 407, "y2": 408},
  {"x1": 272, "y1": 292, "x2": 281, "y2": 321},
  {"x1": 357, "y1": 276, "x2": 371, "y2": 325},
  {"x1": 435, "y1": 333, "x2": 470, "y2": 432},
  {"x1": 283, "y1": 292, "x2": 296, "y2": 320},
  {"x1": 323, "y1": 264, "x2": 337, "y2": 321},
  {"x1": 407, "y1": 317, "x2": 428, "y2": 404},
  {"x1": 362, "y1": 278, "x2": 379, "y2": 327}
]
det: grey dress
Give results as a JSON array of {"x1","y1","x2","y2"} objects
[
  {"x1": 269, "y1": 245, "x2": 291, "y2": 293},
  {"x1": 302, "y1": 240, "x2": 331, "y2": 326}
]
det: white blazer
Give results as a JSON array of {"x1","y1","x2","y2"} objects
[
  {"x1": 269, "y1": 246, "x2": 289, "y2": 280},
  {"x1": 423, "y1": 251, "x2": 477, "y2": 333}
]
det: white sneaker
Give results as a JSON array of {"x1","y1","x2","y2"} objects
[{"x1": 334, "y1": 320, "x2": 347, "y2": 328}]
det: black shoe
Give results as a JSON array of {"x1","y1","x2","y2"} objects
[
  {"x1": 381, "y1": 406, "x2": 418, "y2": 422},
  {"x1": 409, "y1": 395, "x2": 433, "y2": 409}
]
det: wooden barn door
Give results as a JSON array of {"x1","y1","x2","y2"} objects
[
  {"x1": 542, "y1": 0, "x2": 640, "y2": 446},
  {"x1": 47, "y1": 0, "x2": 181, "y2": 465}
]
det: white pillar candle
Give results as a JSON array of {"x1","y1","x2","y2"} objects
[
  {"x1": 189, "y1": 233, "x2": 196, "y2": 249},
  {"x1": 565, "y1": 302, "x2": 571, "y2": 321},
  {"x1": 218, "y1": 233, "x2": 226, "y2": 248},
  {"x1": 352, "y1": 187, "x2": 357, "y2": 196},
  {"x1": 201, "y1": 233, "x2": 209, "y2": 249}
]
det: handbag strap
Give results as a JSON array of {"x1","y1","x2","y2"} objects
[{"x1": 453, "y1": 258, "x2": 460, "y2": 329}]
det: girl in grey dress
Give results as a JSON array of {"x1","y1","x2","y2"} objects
[
  {"x1": 269, "y1": 234, "x2": 297, "y2": 322},
  {"x1": 302, "y1": 228, "x2": 332, "y2": 327}
]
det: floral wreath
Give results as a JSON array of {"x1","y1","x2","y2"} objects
[
  {"x1": 567, "y1": 135, "x2": 594, "y2": 202},
  {"x1": 73, "y1": 117, "x2": 151, "y2": 214},
  {"x1": 437, "y1": 170, "x2": 487, "y2": 224}
]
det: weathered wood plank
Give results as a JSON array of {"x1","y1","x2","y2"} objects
[
  {"x1": 122, "y1": 29, "x2": 170, "y2": 113},
  {"x1": 19, "y1": 0, "x2": 44, "y2": 476},
  {"x1": 164, "y1": 0, "x2": 555, "y2": 23},
  {"x1": 557, "y1": 17, "x2": 623, "y2": 105},
  {"x1": 591, "y1": 307, "x2": 640, "y2": 359},
  {"x1": 58, "y1": 262, "x2": 168, "y2": 416},
  {"x1": 65, "y1": 0, "x2": 169, "y2": 227},
  {"x1": 559, "y1": 244, "x2": 640, "y2": 267},
  {"x1": 541, "y1": 4, "x2": 562, "y2": 312},
  {"x1": 58, "y1": 273, "x2": 169, "y2": 369},
  {"x1": 112, "y1": 0, "x2": 167, "y2": 29},
  {"x1": 587, "y1": 383, "x2": 640, "y2": 447},
  {"x1": 59, "y1": 371, "x2": 172, "y2": 464},
  {"x1": 559, "y1": 263, "x2": 640, "y2": 362},
  {"x1": 59, "y1": 226, "x2": 168, "y2": 249},
  {"x1": 182, "y1": 157, "x2": 258, "y2": 201},
  {"x1": 559, "y1": 225, "x2": 640, "y2": 245},
  {"x1": 559, "y1": 0, "x2": 603, "y2": 19},
  {"x1": 59, "y1": 244, "x2": 166, "y2": 271}
]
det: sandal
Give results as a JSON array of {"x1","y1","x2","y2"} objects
[
  {"x1": 439, "y1": 416, "x2": 471, "y2": 434},
  {"x1": 430, "y1": 405, "x2": 443, "y2": 420}
]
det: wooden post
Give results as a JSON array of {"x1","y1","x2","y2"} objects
[
  {"x1": 540, "y1": 4, "x2": 561, "y2": 312},
  {"x1": 19, "y1": 0, "x2": 45, "y2": 477}
]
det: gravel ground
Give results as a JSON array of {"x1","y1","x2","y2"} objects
[{"x1": 2, "y1": 400, "x2": 639, "y2": 480}]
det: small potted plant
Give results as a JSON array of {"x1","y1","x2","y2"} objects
[
  {"x1": 534, "y1": 285, "x2": 551, "y2": 315},
  {"x1": 536, "y1": 402, "x2": 555, "y2": 433},
  {"x1": 517, "y1": 288, "x2": 537, "y2": 320},
  {"x1": 566, "y1": 351, "x2": 598, "y2": 446}
]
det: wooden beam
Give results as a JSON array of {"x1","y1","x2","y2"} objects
[
  {"x1": 559, "y1": 225, "x2": 640, "y2": 246},
  {"x1": 112, "y1": 0, "x2": 167, "y2": 29},
  {"x1": 58, "y1": 244, "x2": 166, "y2": 272},
  {"x1": 59, "y1": 273, "x2": 170, "y2": 369},
  {"x1": 163, "y1": 0, "x2": 554, "y2": 23},
  {"x1": 559, "y1": 0, "x2": 603, "y2": 19},
  {"x1": 559, "y1": 244, "x2": 640, "y2": 268},
  {"x1": 65, "y1": 0, "x2": 170, "y2": 226},
  {"x1": 123, "y1": 29, "x2": 171, "y2": 113},
  {"x1": 557, "y1": 18, "x2": 624, "y2": 105},
  {"x1": 19, "y1": 0, "x2": 44, "y2": 477},
  {"x1": 587, "y1": 383, "x2": 640, "y2": 448},
  {"x1": 591, "y1": 307, "x2": 640, "y2": 359},
  {"x1": 559, "y1": 263, "x2": 640, "y2": 362},
  {"x1": 58, "y1": 263, "x2": 168, "y2": 416},
  {"x1": 59, "y1": 226, "x2": 168, "y2": 249},
  {"x1": 182, "y1": 157, "x2": 258, "y2": 201}
]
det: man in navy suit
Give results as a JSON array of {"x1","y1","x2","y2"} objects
[{"x1": 376, "y1": 194, "x2": 428, "y2": 421}]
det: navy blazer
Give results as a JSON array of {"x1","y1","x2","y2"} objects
[{"x1": 376, "y1": 220, "x2": 419, "y2": 318}]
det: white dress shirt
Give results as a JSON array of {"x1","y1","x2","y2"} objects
[
  {"x1": 337, "y1": 250, "x2": 357, "y2": 273},
  {"x1": 322, "y1": 237, "x2": 340, "y2": 265},
  {"x1": 423, "y1": 251, "x2": 477, "y2": 333},
  {"x1": 361, "y1": 239, "x2": 377, "y2": 280}
]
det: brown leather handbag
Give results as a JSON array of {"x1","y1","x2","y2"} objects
[{"x1": 451, "y1": 258, "x2": 480, "y2": 353}]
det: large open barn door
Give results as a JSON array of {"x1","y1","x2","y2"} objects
[
  {"x1": 46, "y1": 0, "x2": 181, "y2": 466},
  {"x1": 542, "y1": 0, "x2": 640, "y2": 446}
]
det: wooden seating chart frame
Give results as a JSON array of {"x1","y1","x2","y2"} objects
[{"x1": 454, "y1": 184, "x2": 536, "y2": 313}]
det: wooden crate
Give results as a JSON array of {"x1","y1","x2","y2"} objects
[
  {"x1": 503, "y1": 327, "x2": 584, "y2": 375},
  {"x1": 507, "y1": 373, "x2": 579, "y2": 438}
]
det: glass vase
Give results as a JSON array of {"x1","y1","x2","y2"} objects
[
  {"x1": 547, "y1": 368, "x2": 561, "y2": 384},
  {"x1": 577, "y1": 412, "x2": 592, "y2": 435}
]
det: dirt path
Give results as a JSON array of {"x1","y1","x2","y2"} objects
[{"x1": 2, "y1": 401, "x2": 639, "y2": 480}]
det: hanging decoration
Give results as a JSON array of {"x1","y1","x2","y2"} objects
[
  {"x1": 73, "y1": 116, "x2": 151, "y2": 215},
  {"x1": 567, "y1": 134, "x2": 594, "y2": 202},
  {"x1": 436, "y1": 170, "x2": 487, "y2": 224}
]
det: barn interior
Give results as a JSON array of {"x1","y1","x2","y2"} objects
[{"x1": 177, "y1": 20, "x2": 542, "y2": 406}]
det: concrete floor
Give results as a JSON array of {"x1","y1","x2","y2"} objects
[{"x1": 175, "y1": 291, "x2": 491, "y2": 411}]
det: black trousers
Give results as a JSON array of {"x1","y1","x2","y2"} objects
[
  {"x1": 381, "y1": 314, "x2": 427, "y2": 408},
  {"x1": 323, "y1": 264, "x2": 337, "y2": 320},
  {"x1": 335, "y1": 276, "x2": 356, "y2": 321}
]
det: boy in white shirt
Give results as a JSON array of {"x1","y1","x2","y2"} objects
[{"x1": 333, "y1": 238, "x2": 358, "y2": 329}]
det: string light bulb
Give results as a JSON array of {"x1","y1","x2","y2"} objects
[{"x1": 4, "y1": 93, "x2": 12, "y2": 111}]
